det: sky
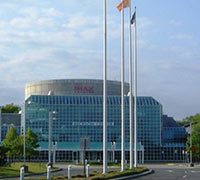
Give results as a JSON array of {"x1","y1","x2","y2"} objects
[{"x1": 0, "y1": 0, "x2": 199, "y2": 120}]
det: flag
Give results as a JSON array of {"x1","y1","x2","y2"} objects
[
  {"x1": 117, "y1": 0, "x2": 130, "y2": 12},
  {"x1": 131, "y1": 12, "x2": 136, "y2": 24}
]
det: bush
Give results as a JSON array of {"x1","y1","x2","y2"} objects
[{"x1": 0, "y1": 146, "x2": 7, "y2": 166}]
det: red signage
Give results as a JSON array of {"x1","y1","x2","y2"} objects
[{"x1": 74, "y1": 86, "x2": 94, "y2": 93}]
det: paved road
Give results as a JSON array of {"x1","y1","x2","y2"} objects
[{"x1": 135, "y1": 164, "x2": 200, "y2": 180}]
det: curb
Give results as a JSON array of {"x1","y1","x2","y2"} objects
[
  {"x1": 111, "y1": 169, "x2": 154, "y2": 180},
  {"x1": 0, "y1": 168, "x2": 62, "y2": 179}
]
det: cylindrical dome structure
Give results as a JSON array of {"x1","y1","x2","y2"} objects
[{"x1": 25, "y1": 79, "x2": 129, "y2": 100}]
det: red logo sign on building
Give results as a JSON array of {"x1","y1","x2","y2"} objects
[{"x1": 74, "y1": 86, "x2": 94, "y2": 94}]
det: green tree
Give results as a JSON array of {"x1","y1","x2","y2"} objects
[
  {"x1": 192, "y1": 123, "x2": 200, "y2": 158},
  {"x1": 185, "y1": 114, "x2": 200, "y2": 159},
  {"x1": 187, "y1": 113, "x2": 200, "y2": 124},
  {"x1": 179, "y1": 114, "x2": 200, "y2": 127},
  {"x1": 1, "y1": 103, "x2": 20, "y2": 113},
  {"x1": 3, "y1": 126, "x2": 23, "y2": 161},
  {"x1": 187, "y1": 123, "x2": 200, "y2": 159},
  {"x1": 26, "y1": 128, "x2": 39, "y2": 159}
]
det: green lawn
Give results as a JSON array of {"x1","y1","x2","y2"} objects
[{"x1": 0, "y1": 162, "x2": 48, "y2": 177}]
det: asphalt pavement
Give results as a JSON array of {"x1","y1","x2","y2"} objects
[{"x1": 135, "y1": 163, "x2": 200, "y2": 180}]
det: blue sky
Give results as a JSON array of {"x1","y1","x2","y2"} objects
[{"x1": 0, "y1": 0, "x2": 199, "y2": 120}]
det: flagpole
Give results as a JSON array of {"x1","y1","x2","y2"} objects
[
  {"x1": 134, "y1": 6, "x2": 138, "y2": 168},
  {"x1": 121, "y1": 1, "x2": 125, "y2": 172},
  {"x1": 103, "y1": 0, "x2": 107, "y2": 174},
  {"x1": 129, "y1": 0, "x2": 133, "y2": 170}
]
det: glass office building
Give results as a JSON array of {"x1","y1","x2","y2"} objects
[
  {"x1": 22, "y1": 94, "x2": 186, "y2": 162},
  {"x1": 1, "y1": 113, "x2": 21, "y2": 141},
  {"x1": 18, "y1": 79, "x2": 186, "y2": 162}
]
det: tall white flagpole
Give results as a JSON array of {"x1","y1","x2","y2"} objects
[
  {"x1": 129, "y1": 0, "x2": 133, "y2": 170},
  {"x1": 134, "y1": 6, "x2": 138, "y2": 168},
  {"x1": 103, "y1": 0, "x2": 107, "y2": 174},
  {"x1": 0, "y1": 106, "x2": 2, "y2": 143},
  {"x1": 121, "y1": 1, "x2": 125, "y2": 172}
]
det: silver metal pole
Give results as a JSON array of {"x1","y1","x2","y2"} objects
[
  {"x1": 48, "y1": 112, "x2": 52, "y2": 164},
  {"x1": 129, "y1": 0, "x2": 133, "y2": 170},
  {"x1": 103, "y1": 0, "x2": 107, "y2": 174},
  {"x1": 53, "y1": 142, "x2": 56, "y2": 164},
  {"x1": 23, "y1": 103, "x2": 26, "y2": 165},
  {"x1": 190, "y1": 121, "x2": 192, "y2": 165},
  {"x1": 0, "y1": 106, "x2": 2, "y2": 143},
  {"x1": 134, "y1": 6, "x2": 138, "y2": 168},
  {"x1": 121, "y1": 2, "x2": 125, "y2": 172},
  {"x1": 111, "y1": 141, "x2": 115, "y2": 163}
]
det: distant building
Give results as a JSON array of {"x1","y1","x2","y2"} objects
[
  {"x1": 0, "y1": 113, "x2": 21, "y2": 142},
  {"x1": 19, "y1": 79, "x2": 187, "y2": 162},
  {"x1": 161, "y1": 115, "x2": 186, "y2": 161}
]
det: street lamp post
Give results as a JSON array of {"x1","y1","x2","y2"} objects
[
  {"x1": 111, "y1": 141, "x2": 116, "y2": 163},
  {"x1": 189, "y1": 121, "x2": 194, "y2": 167},
  {"x1": 182, "y1": 150, "x2": 185, "y2": 164},
  {"x1": 23, "y1": 101, "x2": 32, "y2": 172},
  {"x1": 24, "y1": 103, "x2": 26, "y2": 166},
  {"x1": 53, "y1": 141, "x2": 57, "y2": 164},
  {"x1": 48, "y1": 111, "x2": 56, "y2": 167},
  {"x1": 0, "y1": 106, "x2": 2, "y2": 143}
]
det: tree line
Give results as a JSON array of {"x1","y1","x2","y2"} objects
[
  {"x1": 1, "y1": 103, "x2": 20, "y2": 113},
  {"x1": 185, "y1": 114, "x2": 200, "y2": 159}
]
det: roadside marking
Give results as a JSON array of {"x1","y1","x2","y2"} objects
[
  {"x1": 183, "y1": 175, "x2": 187, "y2": 178},
  {"x1": 168, "y1": 170, "x2": 173, "y2": 173},
  {"x1": 168, "y1": 163, "x2": 174, "y2": 166},
  {"x1": 190, "y1": 171, "x2": 196, "y2": 173},
  {"x1": 185, "y1": 171, "x2": 187, "y2": 174}
]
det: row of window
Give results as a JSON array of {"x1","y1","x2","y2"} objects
[{"x1": 28, "y1": 95, "x2": 160, "y2": 106}]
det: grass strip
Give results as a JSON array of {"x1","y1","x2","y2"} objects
[
  {"x1": 0, "y1": 162, "x2": 55, "y2": 177},
  {"x1": 26, "y1": 167, "x2": 147, "y2": 180}
]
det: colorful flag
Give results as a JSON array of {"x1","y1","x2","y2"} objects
[
  {"x1": 131, "y1": 12, "x2": 136, "y2": 24},
  {"x1": 117, "y1": 0, "x2": 130, "y2": 12}
]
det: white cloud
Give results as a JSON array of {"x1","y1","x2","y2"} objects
[
  {"x1": 138, "y1": 17, "x2": 153, "y2": 30},
  {"x1": 170, "y1": 46, "x2": 194, "y2": 59},
  {"x1": 64, "y1": 13, "x2": 101, "y2": 30},
  {"x1": 37, "y1": 17, "x2": 56, "y2": 27},
  {"x1": 0, "y1": 0, "x2": 199, "y2": 120},
  {"x1": 10, "y1": 17, "x2": 32, "y2": 28},
  {"x1": 19, "y1": 7, "x2": 39, "y2": 19},
  {"x1": 169, "y1": 19, "x2": 183, "y2": 26},
  {"x1": 170, "y1": 34, "x2": 193, "y2": 40},
  {"x1": 43, "y1": 8, "x2": 63, "y2": 17}
]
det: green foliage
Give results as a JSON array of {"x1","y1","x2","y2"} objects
[
  {"x1": 26, "y1": 128, "x2": 39, "y2": 159},
  {"x1": 187, "y1": 113, "x2": 200, "y2": 123},
  {"x1": 185, "y1": 113, "x2": 200, "y2": 158},
  {"x1": 0, "y1": 146, "x2": 7, "y2": 166},
  {"x1": 187, "y1": 123, "x2": 200, "y2": 158},
  {"x1": 178, "y1": 120, "x2": 189, "y2": 127},
  {"x1": 1, "y1": 103, "x2": 20, "y2": 113},
  {"x1": 2, "y1": 127, "x2": 39, "y2": 159},
  {"x1": 3, "y1": 126, "x2": 23, "y2": 157},
  {"x1": 179, "y1": 114, "x2": 200, "y2": 127}
]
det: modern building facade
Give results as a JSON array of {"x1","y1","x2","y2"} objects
[
  {"x1": 20, "y1": 79, "x2": 186, "y2": 162},
  {"x1": 0, "y1": 113, "x2": 21, "y2": 142}
]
